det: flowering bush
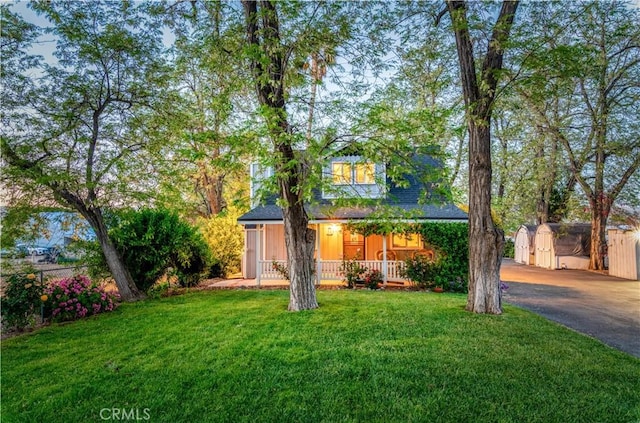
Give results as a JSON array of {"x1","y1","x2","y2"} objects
[
  {"x1": 45, "y1": 275, "x2": 120, "y2": 322},
  {"x1": 363, "y1": 269, "x2": 383, "y2": 290},
  {"x1": 1, "y1": 272, "x2": 46, "y2": 331},
  {"x1": 272, "y1": 260, "x2": 290, "y2": 280},
  {"x1": 340, "y1": 258, "x2": 367, "y2": 288}
]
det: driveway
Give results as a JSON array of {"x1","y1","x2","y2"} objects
[{"x1": 501, "y1": 259, "x2": 640, "y2": 358}]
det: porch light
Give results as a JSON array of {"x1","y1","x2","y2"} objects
[{"x1": 326, "y1": 224, "x2": 341, "y2": 236}]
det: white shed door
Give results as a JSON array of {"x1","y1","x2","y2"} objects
[
  {"x1": 514, "y1": 229, "x2": 529, "y2": 264},
  {"x1": 535, "y1": 228, "x2": 554, "y2": 269}
]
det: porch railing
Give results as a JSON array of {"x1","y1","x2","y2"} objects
[{"x1": 257, "y1": 260, "x2": 406, "y2": 282}]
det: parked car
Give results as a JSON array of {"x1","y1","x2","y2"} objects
[{"x1": 15, "y1": 244, "x2": 52, "y2": 256}]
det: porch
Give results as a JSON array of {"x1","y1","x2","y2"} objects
[
  {"x1": 258, "y1": 259, "x2": 407, "y2": 286},
  {"x1": 242, "y1": 222, "x2": 431, "y2": 286},
  {"x1": 208, "y1": 277, "x2": 408, "y2": 289}
]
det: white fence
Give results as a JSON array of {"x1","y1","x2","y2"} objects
[{"x1": 257, "y1": 260, "x2": 406, "y2": 282}]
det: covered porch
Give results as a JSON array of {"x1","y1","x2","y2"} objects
[{"x1": 242, "y1": 222, "x2": 433, "y2": 286}]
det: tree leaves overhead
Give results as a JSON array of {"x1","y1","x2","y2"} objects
[
  {"x1": 3, "y1": 0, "x2": 638, "y2": 251},
  {"x1": 3, "y1": 1, "x2": 172, "y2": 207}
]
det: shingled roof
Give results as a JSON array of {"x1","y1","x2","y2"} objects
[
  {"x1": 238, "y1": 154, "x2": 468, "y2": 223},
  {"x1": 237, "y1": 203, "x2": 467, "y2": 223}
]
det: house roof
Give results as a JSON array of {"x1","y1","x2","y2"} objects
[
  {"x1": 238, "y1": 154, "x2": 468, "y2": 224},
  {"x1": 237, "y1": 203, "x2": 467, "y2": 224}
]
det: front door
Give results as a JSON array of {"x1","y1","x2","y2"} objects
[{"x1": 343, "y1": 229, "x2": 365, "y2": 260}]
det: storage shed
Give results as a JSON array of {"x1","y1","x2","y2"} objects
[
  {"x1": 607, "y1": 228, "x2": 640, "y2": 280},
  {"x1": 514, "y1": 225, "x2": 536, "y2": 265},
  {"x1": 534, "y1": 223, "x2": 591, "y2": 270}
]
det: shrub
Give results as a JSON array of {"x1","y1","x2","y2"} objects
[
  {"x1": 363, "y1": 269, "x2": 383, "y2": 290},
  {"x1": 400, "y1": 254, "x2": 439, "y2": 289},
  {"x1": 272, "y1": 260, "x2": 290, "y2": 280},
  {"x1": 207, "y1": 259, "x2": 224, "y2": 279},
  {"x1": 197, "y1": 207, "x2": 245, "y2": 277},
  {"x1": 45, "y1": 275, "x2": 119, "y2": 322},
  {"x1": 503, "y1": 238, "x2": 515, "y2": 258},
  {"x1": 0, "y1": 272, "x2": 46, "y2": 331},
  {"x1": 400, "y1": 222, "x2": 469, "y2": 293},
  {"x1": 84, "y1": 209, "x2": 212, "y2": 292},
  {"x1": 340, "y1": 258, "x2": 367, "y2": 288}
]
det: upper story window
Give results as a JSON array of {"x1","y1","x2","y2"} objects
[
  {"x1": 332, "y1": 162, "x2": 352, "y2": 184},
  {"x1": 332, "y1": 161, "x2": 375, "y2": 185},
  {"x1": 250, "y1": 163, "x2": 273, "y2": 206},
  {"x1": 355, "y1": 163, "x2": 375, "y2": 184},
  {"x1": 323, "y1": 156, "x2": 385, "y2": 199}
]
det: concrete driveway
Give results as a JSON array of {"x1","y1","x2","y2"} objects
[{"x1": 501, "y1": 259, "x2": 640, "y2": 358}]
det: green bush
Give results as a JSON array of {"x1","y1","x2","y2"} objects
[
  {"x1": 401, "y1": 254, "x2": 440, "y2": 289},
  {"x1": 340, "y1": 258, "x2": 367, "y2": 288},
  {"x1": 1, "y1": 271, "x2": 46, "y2": 331},
  {"x1": 207, "y1": 259, "x2": 224, "y2": 279},
  {"x1": 401, "y1": 222, "x2": 469, "y2": 293},
  {"x1": 503, "y1": 238, "x2": 515, "y2": 258},
  {"x1": 84, "y1": 209, "x2": 212, "y2": 292},
  {"x1": 198, "y1": 206, "x2": 245, "y2": 277}
]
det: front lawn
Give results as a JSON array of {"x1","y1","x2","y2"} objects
[{"x1": 2, "y1": 290, "x2": 639, "y2": 422}]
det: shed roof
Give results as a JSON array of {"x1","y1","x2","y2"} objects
[{"x1": 537, "y1": 223, "x2": 591, "y2": 256}]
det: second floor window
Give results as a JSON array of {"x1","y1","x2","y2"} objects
[
  {"x1": 332, "y1": 162, "x2": 352, "y2": 184},
  {"x1": 332, "y1": 161, "x2": 375, "y2": 185},
  {"x1": 355, "y1": 163, "x2": 375, "y2": 184}
]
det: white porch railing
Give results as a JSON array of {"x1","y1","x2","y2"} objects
[{"x1": 258, "y1": 260, "x2": 406, "y2": 282}]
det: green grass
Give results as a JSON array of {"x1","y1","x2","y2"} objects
[{"x1": 2, "y1": 290, "x2": 639, "y2": 423}]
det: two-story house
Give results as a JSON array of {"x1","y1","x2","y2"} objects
[{"x1": 237, "y1": 153, "x2": 468, "y2": 285}]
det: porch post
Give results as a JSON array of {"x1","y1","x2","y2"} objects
[
  {"x1": 255, "y1": 224, "x2": 261, "y2": 287},
  {"x1": 382, "y1": 234, "x2": 388, "y2": 285},
  {"x1": 316, "y1": 224, "x2": 321, "y2": 286}
]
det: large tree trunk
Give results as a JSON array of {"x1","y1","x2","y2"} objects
[
  {"x1": 588, "y1": 195, "x2": 610, "y2": 271},
  {"x1": 198, "y1": 167, "x2": 226, "y2": 217},
  {"x1": 82, "y1": 207, "x2": 146, "y2": 301},
  {"x1": 447, "y1": 0, "x2": 517, "y2": 314},
  {"x1": 589, "y1": 212, "x2": 607, "y2": 271},
  {"x1": 282, "y1": 205, "x2": 318, "y2": 311},
  {"x1": 468, "y1": 122, "x2": 505, "y2": 313},
  {"x1": 243, "y1": 0, "x2": 318, "y2": 311},
  {"x1": 95, "y1": 227, "x2": 146, "y2": 301}
]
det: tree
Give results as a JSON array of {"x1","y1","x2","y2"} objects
[
  {"x1": 1, "y1": 1, "x2": 171, "y2": 301},
  {"x1": 515, "y1": 1, "x2": 640, "y2": 269},
  {"x1": 242, "y1": 0, "x2": 318, "y2": 311},
  {"x1": 241, "y1": 1, "x2": 356, "y2": 311},
  {"x1": 446, "y1": 0, "x2": 519, "y2": 314},
  {"x1": 158, "y1": 0, "x2": 252, "y2": 218},
  {"x1": 0, "y1": 5, "x2": 39, "y2": 125}
]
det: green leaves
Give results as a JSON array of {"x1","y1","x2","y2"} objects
[{"x1": 101, "y1": 208, "x2": 212, "y2": 292}]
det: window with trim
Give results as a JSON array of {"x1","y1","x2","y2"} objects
[
  {"x1": 355, "y1": 163, "x2": 375, "y2": 184},
  {"x1": 332, "y1": 162, "x2": 352, "y2": 184},
  {"x1": 390, "y1": 233, "x2": 422, "y2": 249},
  {"x1": 332, "y1": 161, "x2": 376, "y2": 185}
]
